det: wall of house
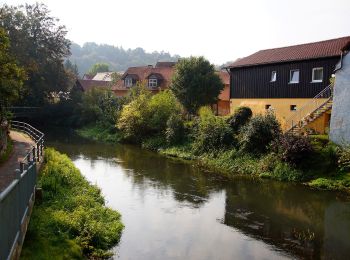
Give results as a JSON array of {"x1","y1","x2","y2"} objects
[
  {"x1": 230, "y1": 98, "x2": 329, "y2": 131},
  {"x1": 330, "y1": 53, "x2": 350, "y2": 145},
  {"x1": 230, "y1": 57, "x2": 339, "y2": 99}
]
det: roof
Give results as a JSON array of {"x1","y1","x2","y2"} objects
[
  {"x1": 228, "y1": 36, "x2": 350, "y2": 68},
  {"x1": 92, "y1": 72, "x2": 113, "y2": 81},
  {"x1": 76, "y1": 79, "x2": 110, "y2": 91},
  {"x1": 155, "y1": 61, "x2": 176, "y2": 68},
  {"x1": 112, "y1": 64, "x2": 175, "y2": 91}
]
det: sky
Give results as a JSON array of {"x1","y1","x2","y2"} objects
[{"x1": 2, "y1": 0, "x2": 350, "y2": 64}]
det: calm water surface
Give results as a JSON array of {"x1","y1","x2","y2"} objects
[{"x1": 46, "y1": 128, "x2": 350, "y2": 260}]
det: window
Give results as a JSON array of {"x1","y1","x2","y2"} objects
[
  {"x1": 270, "y1": 71, "x2": 277, "y2": 82},
  {"x1": 289, "y1": 70, "x2": 299, "y2": 83},
  {"x1": 265, "y1": 104, "x2": 271, "y2": 110},
  {"x1": 124, "y1": 77, "x2": 133, "y2": 87},
  {"x1": 312, "y1": 67, "x2": 323, "y2": 82},
  {"x1": 290, "y1": 105, "x2": 297, "y2": 111},
  {"x1": 148, "y1": 78, "x2": 158, "y2": 88}
]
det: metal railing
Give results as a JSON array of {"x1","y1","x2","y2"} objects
[
  {"x1": 0, "y1": 121, "x2": 44, "y2": 260},
  {"x1": 284, "y1": 84, "x2": 333, "y2": 132}
]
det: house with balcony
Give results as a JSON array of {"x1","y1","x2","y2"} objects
[
  {"x1": 112, "y1": 62, "x2": 176, "y2": 96},
  {"x1": 226, "y1": 36, "x2": 350, "y2": 134}
]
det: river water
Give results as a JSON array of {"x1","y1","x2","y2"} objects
[{"x1": 46, "y1": 129, "x2": 350, "y2": 260}]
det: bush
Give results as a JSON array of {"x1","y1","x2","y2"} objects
[
  {"x1": 166, "y1": 114, "x2": 185, "y2": 145},
  {"x1": 227, "y1": 106, "x2": 252, "y2": 132},
  {"x1": 142, "y1": 135, "x2": 167, "y2": 151},
  {"x1": 272, "y1": 161, "x2": 302, "y2": 181},
  {"x1": 273, "y1": 134, "x2": 314, "y2": 166},
  {"x1": 239, "y1": 112, "x2": 281, "y2": 154},
  {"x1": 193, "y1": 107, "x2": 235, "y2": 154},
  {"x1": 337, "y1": 146, "x2": 350, "y2": 172}
]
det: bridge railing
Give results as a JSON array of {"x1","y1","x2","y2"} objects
[{"x1": 0, "y1": 121, "x2": 44, "y2": 260}]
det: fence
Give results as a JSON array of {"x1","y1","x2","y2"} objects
[{"x1": 0, "y1": 121, "x2": 44, "y2": 260}]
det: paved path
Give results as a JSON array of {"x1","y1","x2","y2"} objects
[{"x1": 0, "y1": 131, "x2": 35, "y2": 192}]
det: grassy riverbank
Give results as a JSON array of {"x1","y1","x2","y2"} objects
[
  {"x1": 77, "y1": 124, "x2": 121, "y2": 144},
  {"x1": 21, "y1": 148, "x2": 124, "y2": 259}
]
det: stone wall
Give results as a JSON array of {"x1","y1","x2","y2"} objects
[{"x1": 330, "y1": 53, "x2": 350, "y2": 145}]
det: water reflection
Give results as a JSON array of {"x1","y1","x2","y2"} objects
[{"x1": 45, "y1": 127, "x2": 350, "y2": 260}]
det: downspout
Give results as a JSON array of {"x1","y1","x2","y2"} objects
[{"x1": 334, "y1": 51, "x2": 344, "y2": 73}]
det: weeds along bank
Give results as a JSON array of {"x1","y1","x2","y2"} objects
[{"x1": 21, "y1": 148, "x2": 124, "y2": 259}]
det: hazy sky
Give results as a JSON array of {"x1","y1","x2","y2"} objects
[{"x1": 2, "y1": 0, "x2": 350, "y2": 64}]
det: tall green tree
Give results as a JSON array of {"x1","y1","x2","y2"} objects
[
  {"x1": 0, "y1": 28, "x2": 26, "y2": 121},
  {"x1": 0, "y1": 3, "x2": 71, "y2": 106},
  {"x1": 87, "y1": 63, "x2": 110, "y2": 77},
  {"x1": 170, "y1": 56, "x2": 223, "y2": 114}
]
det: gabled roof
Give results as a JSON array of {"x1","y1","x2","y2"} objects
[
  {"x1": 228, "y1": 36, "x2": 350, "y2": 68},
  {"x1": 113, "y1": 64, "x2": 175, "y2": 90},
  {"x1": 76, "y1": 79, "x2": 109, "y2": 92},
  {"x1": 155, "y1": 61, "x2": 176, "y2": 68}
]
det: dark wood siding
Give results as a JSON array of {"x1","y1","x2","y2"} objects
[{"x1": 230, "y1": 57, "x2": 339, "y2": 98}]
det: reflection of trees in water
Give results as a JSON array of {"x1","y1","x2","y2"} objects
[{"x1": 223, "y1": 179, "x2": 350, "y2": 259}]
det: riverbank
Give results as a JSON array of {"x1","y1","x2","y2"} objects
[
  {"x1": 77, "y1": 124, "x2": 121, "y2": 144},
  {"x1": 21, "y1": 148, "x2": 124, "y2": 259},
  {"x1": 76, "y1": 125, "x2": 350, "y2": 193}
]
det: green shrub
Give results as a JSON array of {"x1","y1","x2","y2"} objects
[
  {"x1": 142, "y1": 135, "x2": 167, "y2": 151},
  {"x1": 227, "y1": 106, "x2": 252, "y2": 132},
  {"x1": 239, "y1": 112, "x2": 281, "y2": 154},
  {"x1": 166, "y1": 114, "x2": 185, "y2": 145},
  {"x1": 193, "y1": 107, "x2": 235, "y2": 154},
  {"x1": 273, "y1": 134, "x2": 314, "y2": 166},
  {"x1": 272, "y1": 161, "x2": 302, "y2": 181},
  {"x1": 337, "y1": 145, "x2": 350, "y2": 172}
]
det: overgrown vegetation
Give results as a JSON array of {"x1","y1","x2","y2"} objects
[{"x1": 21, "y1": 148, "x2": 124, "y2": 259}]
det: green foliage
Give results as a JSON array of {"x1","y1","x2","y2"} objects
[
  {"x1": 337, "y1": 145, "x2": 350, "y2": 172},
  {"x1": 0, "y1": 28, "x2": 26, "y2": 119},
  {"x1": 273, "y1": 134, "x2": 314, "y2": 166},
  {"x1": 271, "y1": 161, "x2": 303, "y2": 181},
  {"x1": 80, "y1": 87, "x2": 124, "y2": 127},
  {"x1": 170, "y1": 56, "x2": 223, "y2": 114},
  {"x1": 166, "y1": 114, "x2": 185, "y2": 145},
  {"x1": 77, "y1": 123, "x2": 121, "y2": 143},
  {"x1": 22, "y1": 148, "x2": 124, "y2": 258},
  {"x1": 117, "y1": 89, "x2": 182, "y2": 142},
  {"x1": 240, "y1": 112, "x2": 281, "y2": 154},
  {"x1": 70, "y1": 42, "x2": 179, "y2": 76},
  {"x1": 142, "y1": 135, "x2": 167, "y2": 151},
  {"x1": 193, "y1": 107, "x2": 235, "y2": 154},
  {"x1": 0, "y1": 3, "x2": 71, "y2": 106},
  {"x1": 0, "y1": 138, "x2": 13, "y2": 165},
  {"x1": 88, "y1": 63, "x2": 110, "y2": 77},
  {"x1": 227, "y1": 106, "x2": 252, "y2": 132}
]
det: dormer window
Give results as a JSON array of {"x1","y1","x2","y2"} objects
[
  {"x1": 148, "y1": 78, "x2": 158, "y2": 88},
  {"x1": 124, "y1": 77, "x2": 133, "y2": 87}
]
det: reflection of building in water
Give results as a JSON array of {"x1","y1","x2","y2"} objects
[
  {"x1": 222, "y1": 180, "x2": 350, "y2": 259},
  {"x1": 324, "y1": 202, "x2": 350, "y2": 259}
]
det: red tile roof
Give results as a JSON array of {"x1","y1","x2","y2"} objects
[
  {"x1": 76, "y1": 79, "x2": 109, "y2": 91},
  {"x1": 228, "y1": 36, "x2": 350, "y2": 68}
]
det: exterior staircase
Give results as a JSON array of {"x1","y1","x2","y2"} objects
[{"x1": 285, "y1": 84, "x2": 333, "y2": 135}]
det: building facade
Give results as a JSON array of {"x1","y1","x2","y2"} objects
[{"x1": 227, "y1": 36, "x2": 350, "y2": 133}]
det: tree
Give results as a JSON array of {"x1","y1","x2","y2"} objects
[
  {"x1": 64, "y1": 59, "x2": 79, "y2": 78},
  {"x1": 0, "y1": 28, "x2": 26, "y2": 121},
  {"x1": 170, "y1": 56, "x2": 224, "y2": 114},
  {"x1": 0, "y1": 3, "x2": 71, "y2": 106},
  {"x1": 87, "y1": 63, "x2": 110, "y2": 77}
]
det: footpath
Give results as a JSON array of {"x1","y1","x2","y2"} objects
[{"x1": 0, "y1": 131, "x2": 34, "y2": 192}]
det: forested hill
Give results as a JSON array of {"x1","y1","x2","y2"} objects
[{"x1": 69, "y1": 42, "x2": 180, "y2": 75}]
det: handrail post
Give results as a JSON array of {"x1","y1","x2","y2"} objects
[
  {"x1": 32, "y1": 147, "x2": 36, "y2": 163},
  {"x1": 37, "y1": 143, "x2": 40, "y2": 161},
  {"x1": 20, "y1": 162, "x2": 25, "y2": 173}
]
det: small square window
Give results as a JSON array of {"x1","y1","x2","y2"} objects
[
  {"x1": 265, "y1": 104, "x2": 271, "y2": 110},
  {"x1": 312, "y1": 67, "x2": 323, "y2": 82},
  {"x1": 290, "y1": 70, "x2": 299, "y2": 83},
  {"x1": 290, "y1": 105, "x2": 297, "y2": 111},
  {"x1": 270, "y1": 71, "x2": 276, "y2": 82},
  {"x1": 148, "y1": 78, "x2": 158, "y2": 88}
]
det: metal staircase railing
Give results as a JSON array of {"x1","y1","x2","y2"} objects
[{"x1": 285, "y1": 84, "x2": 333, "y2": 133}]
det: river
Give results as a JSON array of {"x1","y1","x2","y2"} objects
[{"x1": 45, "y1": 128, "x2": 350, "y2": 260}]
